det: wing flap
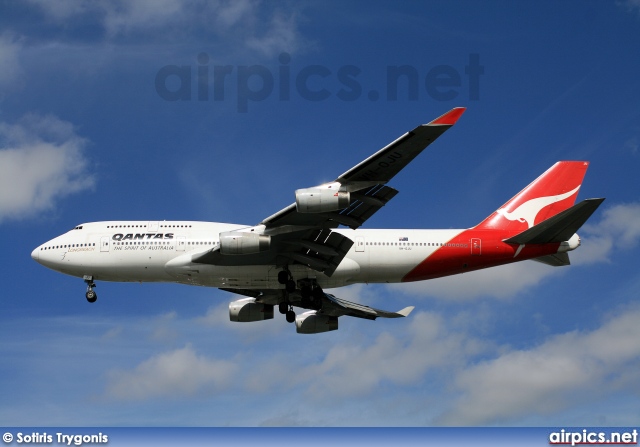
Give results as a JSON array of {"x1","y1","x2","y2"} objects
[
  {"x1": 280, "y1": 229, "x2": 354, "y2": 276},
  {"x1": 335, "y1": 185, "x2": 399, "y2": 229},
  {"x1": 193, "y1": 228, "x2": 353, "y2": 277},
  {"x1": 321, "y1": 293, "x2": 415, "y2": 320}
]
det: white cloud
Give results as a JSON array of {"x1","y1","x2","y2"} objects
[
  {"x1": 0, "y1": 33, "x2": 22, "y2": 89},
  {"x1": 389, "y1": 261, "x2": 561, "y2": 301},
  {"x1": 406, "y1": 264, "x2": 544, "y2": 304},
  {"x1": 101, "y1": 326, "x2": 123, "y2": 341},
  {"x1": 625, "y1": 136, "x2": 639, "y2": 154},
  {"x1": 184, "y1": 308, "x2": 488, "y2": 402},
  {"x1": 28, "y1": 0, "x2": 95, "y2": 22},
  {"x1": 437, "y1": 306, "x2": 640, "y2": 425},
  {"x1": 620, "y1": 0, "x2": 640, "y2": 17},
  {"x1": 106, "y1": 344, "x2": 237, "y2": 400},
  {"x1": 27, "y1": 0, "x2": 305, "y2": 56},
  {"x1": 214, "y1": 0, "x2": 256, "y2": 29},
  {"x1": 574, "y1": 202, "x2": 640, "y2": 265},
  {"x1": 246, "y1": 11, "x2": 303, "y2": 56},
  {"x1": 149, "y1": 311, "x2": 180, "y2": 342},
  {"x1": 0, "y1": 114, "x2": 94, "y2": 222},
  {"x1": 591, "y1": 202, "x2": 640, "y2": 247},
  {"x1": 195, "y1": 298, "x2": 287, "y2": 341},
  {"x1": 27, "y1": 0, "x2": 182, "y2": 27},
  {"x1": 101, "y1": 0, "x2": 193, "y2": 38},
  {"x1": 288, "y1": 311, "x2": 488, "y2": 399}
]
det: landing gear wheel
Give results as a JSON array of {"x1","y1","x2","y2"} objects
[
  {"x1": 285, "y1": 309, "x2": 296, "y2": 323},
  {"x1": 278, "y1": 302, "x2": 288, "y2": 314},
  {"x1": 85, "y1": 290, "x2": 97, "y2": 303},
  {"x1": 84, "y1": 275, "x2": 97, "y2": 303}
]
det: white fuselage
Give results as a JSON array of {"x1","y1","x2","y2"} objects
[{"x1": 31, "y1": 221, "x2": 465, "y2": 289}]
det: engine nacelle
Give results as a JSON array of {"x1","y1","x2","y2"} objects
[
  {"x1": 229, "y1": 298, "x2": 274, "y2": 322},
  {"x1": 295, "y1": 182, "x2": 350, "y2": 213},
  {"x1": 295, "y1": 310, "x2": 338, "y2": 334},
  {"x1": 558, "y1": 233, "x2": 581, "y2": 253},
  {"x1": 219, "y1": 231, "x2": 270, "y2": 255}
]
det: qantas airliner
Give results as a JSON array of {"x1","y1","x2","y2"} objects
[{"x1": 31, "y1": 108, "x2": 604, "y2": 334}]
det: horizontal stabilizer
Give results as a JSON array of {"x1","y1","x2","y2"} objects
[
  {"x1": 504, "y1": 198, "x2": 605, "y2": 245},
  {"x1": 532, "y1": 253, "x2": 571, "y2": 266}
]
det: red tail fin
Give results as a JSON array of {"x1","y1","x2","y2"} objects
[{"x1": 475, "y1": 161, "x2": 589, "y2": 235}]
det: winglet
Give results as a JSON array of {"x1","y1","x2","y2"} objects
[
  {"x1": 429, "y1": 107, "x2": 466, "y2": 126},
  {"x1": 396, "y1": 306, "x2": 415, "y2": 317}
]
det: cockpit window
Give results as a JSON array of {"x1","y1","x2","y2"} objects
[{"x1": 73, "y1": 226, "x2": 83, "y2": 230}]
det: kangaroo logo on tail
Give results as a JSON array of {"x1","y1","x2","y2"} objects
[{"x1": 496, "y1": 186, "x2": 580, "y2": 229}]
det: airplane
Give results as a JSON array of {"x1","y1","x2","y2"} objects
[{"x1": 31, "y1": 107, "x2": 605, "y2": 334}]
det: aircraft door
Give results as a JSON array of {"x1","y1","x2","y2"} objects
[
  {"x1": 148, "y1": 221, "x2": 159, "y2": 232},
  {"x1": 355, "y1": 236, "x2": 365, "y2": 252},
  {"x1": 176, "y1": 236, "x2": 186, "y2": 251},
  {"x1": 100, "y1": 236, "x2": 110, "y2": 252},
  {"x1": 471, "y1": 238, "x2": 481, "y2": 255}
]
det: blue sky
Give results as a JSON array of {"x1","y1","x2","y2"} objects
[{"x1": 1, "y1": 0, "x2": 640, "y2": 426}]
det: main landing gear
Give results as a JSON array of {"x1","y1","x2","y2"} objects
[
  {"x1": 284, "y1": 305, "x2": 296, "y2": 323},
  {"x1": 278, "y1": 301, "x2": 296, "y2": 323},
  {"x1": 277, "y1": 269, "x2": 296, "y2": 323},
  {"x1": 277, "y1": 270, "x2": 296, "y2": 293},
  {"x1": 84, "y1": 275, "x2": 97, "y2": 303},
  {"x1": 277, "y1": 268, "x2": 325, "y2": 323}
]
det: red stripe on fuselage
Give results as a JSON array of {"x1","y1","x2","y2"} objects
[{"x1": 401, "y1": 229, "x2": 561, "y2": 282}]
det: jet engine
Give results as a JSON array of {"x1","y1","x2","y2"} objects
[
  {"x1": 219, "y1": 231, "x2": 270, "y2": 255},
  {"x1": 295, "y1": 310, "x2": 338, "y2": 334},
  {"x1": 295, "y1": 182, "x2": 350, "y2": 213},
  {"x1": 558, "y1": 233, "x2": 581, "y2": 252},
  {"x1": 229, "y1": 298, "x2": 274, "y2": 322}
]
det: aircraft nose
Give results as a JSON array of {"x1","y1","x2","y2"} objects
[{"x1": 31, "y1": 247, "x2": 40, "y2": 262}]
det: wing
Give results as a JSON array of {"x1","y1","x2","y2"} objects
[
  {"x1": 194, "y1": 107, "x2": 465, "y2": 275},
  {"x1": 261, "y1": 107, "x2": 466, "y2": 230},
  {"x1": 221, "y1": 288, "x2": 414, "y2": 320},
  {"x1": 321, "y1": 293, "x2": 414, "y2": 320}
]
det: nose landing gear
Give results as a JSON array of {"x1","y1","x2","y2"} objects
[{"x1": 84, "y1": 275, "x2": 97, "y2": 303}]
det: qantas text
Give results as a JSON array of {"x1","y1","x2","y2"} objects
[{"x1": 112, "y1": 233, "x2": 174, "y2": 241}]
